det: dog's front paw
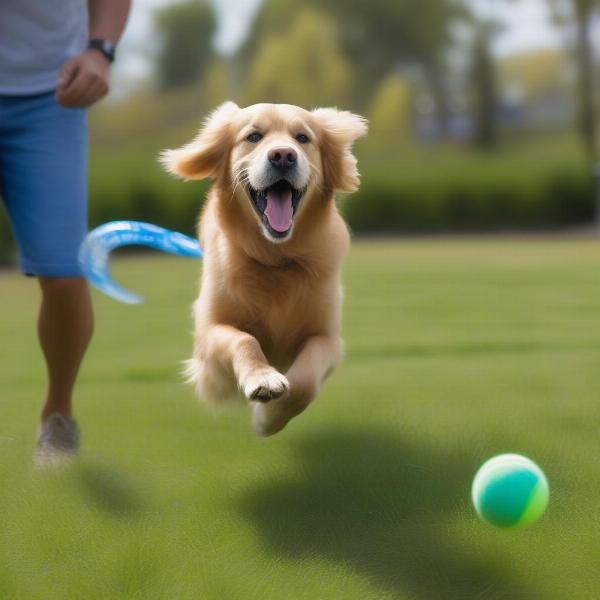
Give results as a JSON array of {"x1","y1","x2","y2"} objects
[{"x1": 243, "y1": 368, "x2": 289, "y2": 402}]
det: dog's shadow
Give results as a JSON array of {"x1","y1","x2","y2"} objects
[{"x1": 238, "y1": 427, "x2": 538, "y2": 599}]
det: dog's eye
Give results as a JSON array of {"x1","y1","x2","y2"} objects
[
  {"x1": 296, "y1": 133, "x2": 310, "y2": 144},
  {"x1": 246, "y1": 132, "x2": 263, "y2": 143}
]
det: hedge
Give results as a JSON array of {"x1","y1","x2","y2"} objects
[
  {"x1": 0, "y1": 148, "x2": 595, "y2": 266},
  {"x1": 344, "y1": 158, "x2": 594, "y2": 232}
]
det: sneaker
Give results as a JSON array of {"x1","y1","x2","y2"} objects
[{"x1": 35, "y1": 412, "x2": 80, "y2": 469}]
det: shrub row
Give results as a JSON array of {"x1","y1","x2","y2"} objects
[
  {"x1": 344, "y1": 158, "x2": 595, "y2": 233},
  {"x1": 0, "y1": 149, "x2": 595, "y2": 266}
]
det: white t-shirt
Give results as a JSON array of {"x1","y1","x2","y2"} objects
[{"x1": 0, "y1": 0, "x2": 88, "y2": 95}]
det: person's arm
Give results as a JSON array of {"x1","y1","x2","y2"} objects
[{"x1": 56, "y1": 0, "x2": 131, "y2": 108}]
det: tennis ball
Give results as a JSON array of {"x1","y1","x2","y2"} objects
[{"x1": 472, "y1": 454, "x2": 549, "y2": 529}]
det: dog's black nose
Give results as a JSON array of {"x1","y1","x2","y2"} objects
[{"x1": 268, "y1": 147, "x2": 297, "y2": 172}]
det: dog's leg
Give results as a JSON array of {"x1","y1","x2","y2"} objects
[
  {"x1": 252, "y1": 335, "x2": 341, "y2": 436},
  {"x1": 201, "y1": 324, "x2": 289, "y2": 402}
]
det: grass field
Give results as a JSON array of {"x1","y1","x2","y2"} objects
[{"x1": 1, "y1": 238, "x2": 600, "y2": 599}]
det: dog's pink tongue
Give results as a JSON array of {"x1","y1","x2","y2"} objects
[{"x1": 264, "y1": 187, "x2": 293, "y2": 232}]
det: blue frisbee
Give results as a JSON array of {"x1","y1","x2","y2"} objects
[{"x1": 78, "y1": 220, "x2": 202, "y2": 304}]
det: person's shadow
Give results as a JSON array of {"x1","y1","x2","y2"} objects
[
  {"x1": 73, "y1": 460, "x2": 145, "y2": 517},
  {"x1": 238, "y1": 427, "x2": 540, "y2": 599}
]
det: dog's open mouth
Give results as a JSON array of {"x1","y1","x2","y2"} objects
[{"x1": 248, "y1": 180, "x2": 305, "y2": 239}]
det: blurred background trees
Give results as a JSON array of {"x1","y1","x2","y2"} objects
[
  {"x1": 306, "y1": 0, "x2": 467, "y2": 134},
  {"x1": 470, "y1": 23, "x2": 499, "y2": 149},
  {"x1": 154, "y1": 0, "x2": 216, "y2": 90},
  {"x1": 548, "y1": 0, "x2": 599, "y2": 158},
  {"x1": 368, "y1": 75, "x2": 414, "y2": 150},
  {"x1": 122, "y1": 0, "x2": 598, "y2": 159},
  {"x1": 243, "y1": 8, "x2": 353, "y2": 107},
  {"x1": 93, "y1": 0, "x2": 598, "y2": 236},
  {"x1": 3, "y1": 0, "x2": 598, "y2": 265}
]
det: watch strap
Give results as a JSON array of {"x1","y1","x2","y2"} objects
[{"x1": 88, "y1": 38, "x2": 116, "y2": 63}]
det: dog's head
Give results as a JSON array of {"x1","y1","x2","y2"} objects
[{"x1": 161, "y1": 102, "x2": 367, "y2": 243}]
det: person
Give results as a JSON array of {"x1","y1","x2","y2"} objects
[{"x1": 0, "y1": 1, "x2": 131, "y2": 466}]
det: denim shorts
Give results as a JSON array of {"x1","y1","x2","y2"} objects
[{"x1": 0, "y1": 91, "x2": 87, "y2": 277}]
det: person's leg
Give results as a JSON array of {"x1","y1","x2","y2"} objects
[
  {"x1": 0, "y1": 92, "x2": 91, "y2": 460},
  {"x1": 38, "y1": 276, "x2": 93, "y2": 420}
]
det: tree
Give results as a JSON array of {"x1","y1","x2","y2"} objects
[
  {"x1": 500, "y1": 49, "x2": 569, "y2": 101},
  {"x1": 241, "y1": 0, "x2": 467, "y2": 132},
  {"x1": 470, "y1": 23, "x2": 500, "y2": 149},
  {"x1": 243, "y1": 9, "x2": 353, "y2": 108},
  {"x1": 154, "y1": 0, "x2": 216, "y2": 91},
  {"x1": 237, "y1": 0, "x2": 299, "y2": 67},
  {"x1": 548, "y1": 0, "x2": 599, "y2": 158},
  {"x1": 307, "y1": 0, "x2": 469, "y2": 134},
  {"x1": 368, "y1": 74, "x2": 413, "y2": 148},
  {"x1": 201, "y1": 58, "x2": 235, "y2": 109},
  {"x1": 573, "y1": 0, "x2": 598, "y2": 157}
]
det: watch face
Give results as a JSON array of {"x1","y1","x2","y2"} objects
[{"x1": 102, "y1": 40, "x2": 112, "y2": 53}]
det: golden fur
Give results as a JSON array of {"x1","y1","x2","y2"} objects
[{"x1": 161, "y1": 102, "x2": 367, "y2": 435}]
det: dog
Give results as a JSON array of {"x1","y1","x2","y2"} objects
[{"x1": 161, "y1": 102, "x2": 367, "y2": 435}]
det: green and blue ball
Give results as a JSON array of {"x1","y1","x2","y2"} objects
[{"x1": 472, "y1": 454, "x2": 549, "y2": 529}]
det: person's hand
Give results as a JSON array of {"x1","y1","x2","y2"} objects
[{"x1": 56, "y1": 50, "x2": 111, "y2": 108}]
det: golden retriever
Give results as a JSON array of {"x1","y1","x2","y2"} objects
[{"x1": 161, "y1": 102, "x2": 367, "y2": 435}]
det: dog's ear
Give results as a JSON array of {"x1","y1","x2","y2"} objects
[
  {"x1": 311, "y1": 108, "x2": 368, "y2": 193},
  {"x1": 160, "y1": 101, "x2": 240, "y2": 180}
]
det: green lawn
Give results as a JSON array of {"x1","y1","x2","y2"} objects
[{"x1": 1, "y1": 238, "x2": 600, "y2": 599}]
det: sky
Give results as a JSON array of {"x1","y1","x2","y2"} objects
[
  {"x1": 115, "y1": 0, "x2": 566, "y2": 88},
  {"x1": 484, "y1": 0, "x2": 562, "y2": 56}
]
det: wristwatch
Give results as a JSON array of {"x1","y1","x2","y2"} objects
[{"x1": 88, "y1": 38, "x2": 116, "y2": 63}]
